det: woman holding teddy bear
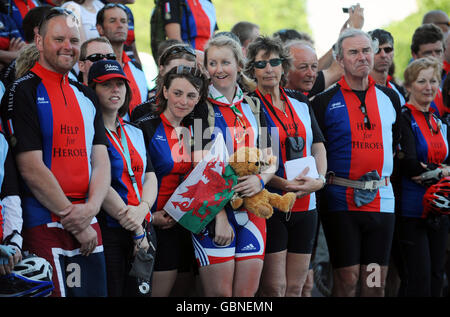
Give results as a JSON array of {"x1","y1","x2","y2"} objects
[{"x1": 191, "y1": 34, "x2": 276, "y2": 297}]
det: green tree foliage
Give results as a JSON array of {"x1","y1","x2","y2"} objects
[
  {"x1": 128, "y1": 0, "x2": 309, "y2": 57},
  {"x1": 213, "y1": 0, "x2": 310, "y2": 36},
  {"x1": 385, "y1": 0, "x2": 450, "y2": 81},
  {"x1": 128, "y1": 0, "x2": 447, "y2": 82}
]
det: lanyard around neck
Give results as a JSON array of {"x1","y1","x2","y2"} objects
[
  {"x1": 106, "y1": 120, "x2": 141, "y2": 202},
  {"x1": 256, "y1": 88, "x2": 298, "y2": 136}
]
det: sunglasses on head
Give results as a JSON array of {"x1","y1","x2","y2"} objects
[
  {"x1": 376, "y1": 46, "x2": 393, "y2": 54},
  {"x1": 160, "y1": 45, "x2": 196, "y2": 65},
  {"x1": 253, "y1": 58, "x2": 284, "y2": 69},
  {"x1": 39, "y1": 7, "x2": 78, "y2": 29},
  {"x1": 104, "y1": 3, "x2": 128, "y2": 11},
  {"x1": 82, "y1": 53, "x2": 116, "y2": 62},
  {"x1": 174, "y1": 65, "x2": 202, "y2": 77}
]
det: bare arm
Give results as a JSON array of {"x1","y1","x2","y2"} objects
[
  {"x1": 15, "y1": 150, "x2": 72, "y2": 216},
  {"x1": 165, "y1": 23, "x2": 182, "y2": 42},
  {"x1": 60, "y1": 144, "x2": 111, "y2": 234},
  {"x1": 117, "y1": 172, "x2": 158, "y2": 233}
]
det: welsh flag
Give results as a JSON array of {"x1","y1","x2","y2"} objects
[{"x1": 164, "y1": 134, "x2": 237, "y2": 234}]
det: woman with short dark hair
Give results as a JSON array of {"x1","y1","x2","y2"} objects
[{"x1": 246, "y1": 36, "x2": 327, "y2": 297}]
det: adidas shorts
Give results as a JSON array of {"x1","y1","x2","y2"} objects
[{"x1": 192, "y1": 208, "x2": 266, "y2": 267}]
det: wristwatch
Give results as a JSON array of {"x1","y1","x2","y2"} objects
[{"x1": 317, "y1": 174, "x2": 326, "y2": 188}]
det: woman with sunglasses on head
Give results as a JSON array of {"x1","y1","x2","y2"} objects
[
  {"x1": 138, "y1": 65, "x2": 209, "y2": 297},
  {"x1": 396, "y1": 57, "x2": 450, "y2": 297},
  {"x1": 88, "y1": 60, "x2": 158, "y2": 296},
  {"x1": 130, "y1": 42, "x2": 197, "y2": 122},
  {"x1": 190, "y1": 35, "x2": 276, "y2": 297},
  {"x1": 244, "y1": 36, "x2": 327, "y2": 297}
]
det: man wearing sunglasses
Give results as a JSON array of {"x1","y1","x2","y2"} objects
[
  {"x1": 78, "y1": 36, "x2": 116, "y2": 85},
  {"x1": 369, "y1": 29, "x2": 406, "y2": 106},
  {"x1": 311, "y1": 28, "x2": 402, "y2": 297},
  {"x1": 0, "y1": 8, "x2": 110, "y2": 297}
]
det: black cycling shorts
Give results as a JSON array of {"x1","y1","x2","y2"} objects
[
  {"x1": 266, "y1": 209, "x2": 318, "y2": 254},
  {"x1": 154, "y1": 224, "x2": 194, "y2": 272},
  {"x1": 320, "y1": 210, "x2": 395, "y2": 269}
]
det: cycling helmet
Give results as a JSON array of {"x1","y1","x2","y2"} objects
[
  {"x1": 0, "y1": 254, "x2": 54, "y2": 297},
  {"x1": 423, "y1": 176, "x2": 450, "y2": 216}
]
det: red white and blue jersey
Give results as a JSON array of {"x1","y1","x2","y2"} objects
[
  {"x1": 429, "y1": 89, "x2": 448, "y2": 119},
  {"x1": 102, "y1": 117, "x2": 153, "y2": 227},
  {"x1": 9, "y1": 0, "x2": 40, "y2": 39},
  {"x1": 0, "y1": 62, "x2": 108, "y2": 228},
  {"x1": 123, "y1": 4, "x2": 135, "y2": 47},
  {"x1": 162, "y1": 0, "x2": 217, "y2": 51},
  {"x1": 442, "y1": 61, "x2": 450, "y2": 88},
  {"x1": 386, "y1": 76, "x2": 406, "y2": 106},
  {"x1": 255, "y1": 87, "x2": 324, "y2": 212},
  {"x1": 312, "y1": 76, "x2": 402, "y2": 213},
  {"x1": 0, "y1": 13, "x2": 23, "y2": 50},
  {"x1": 122, "y1": 52, "x2": 148, "y2": 115},
  {"x1": 399, "y1": 104, "x2": 449, "y2": 218},
  {"x1": 139, "y1": 113, "x2": 193, "y2": 212},
  {"x1": 205, "y1": 84, "x2": 268, "y2": 155}
]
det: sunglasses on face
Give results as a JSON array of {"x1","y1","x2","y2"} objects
[
  {"x1": 376, "y1": 46, "x2": 394, "y2": 54},
  {"x1": 82, "y1": 53, "x2": 116, "y2": 62},
  {"x1": 253, "y1": 58, "x2": 284, "y2": 69}
]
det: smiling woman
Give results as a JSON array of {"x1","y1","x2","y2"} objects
[
  {"x1": 396, "y1": 57, "x2": 450, "y2": 297},
  {"x1": 137, "y1": 65, "x2": 209, "y2": 297}
]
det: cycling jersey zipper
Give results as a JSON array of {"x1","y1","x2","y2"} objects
[{"x1": 61, "y1": 75, "x2": 68, "y2": 107}]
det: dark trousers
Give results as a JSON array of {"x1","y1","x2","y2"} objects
[
  {"x1": 397, "y1": 215, "x2": 449, "y2": 297},
  {"x1": 101, "y1": 225, "x2": 134, "y2": 297}
]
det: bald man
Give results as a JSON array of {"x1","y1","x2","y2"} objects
[
  {"x1": 422, "y1": 10, "x2": 449, "y2": 35},
  {"x1": 285, "y1": 40, "x2": 343, "y2": 98}
]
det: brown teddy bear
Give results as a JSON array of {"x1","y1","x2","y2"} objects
[{"x1": 228, "y1": 146, "x2": 297, "y2": 219}]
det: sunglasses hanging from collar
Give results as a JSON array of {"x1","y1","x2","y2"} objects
[{"x1": 256, "y1": 88, "x2": 305, "y2": 161}]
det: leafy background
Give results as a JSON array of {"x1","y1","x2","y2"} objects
[{"x1": 128, "y1": 0, "x2": 449, "y2": 82}]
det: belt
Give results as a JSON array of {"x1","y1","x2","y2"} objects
[{"x1": 326, "y1": 172, "x2": 390, "y2": 190}]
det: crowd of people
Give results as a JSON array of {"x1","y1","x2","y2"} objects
[{"x1": 0, "y1": 0, "x2": 449, "y2": 299}]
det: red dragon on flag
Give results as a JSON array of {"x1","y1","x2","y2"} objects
[{"x1": 164, "y1": 134, "x2": 236, "y2": 233}]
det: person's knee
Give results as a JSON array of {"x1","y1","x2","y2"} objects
[
  {"x1": 301, "y1": 269, "x2": 314, "y2": 297},
  {"x1": 333, "y1": 266, "x2": 359, "y2": 295},
  {"x1": 260, "y1": 280, "x2": 286, "y2": 297},
  {"x1": 286, "y1": 283, "x2": 303, "y2": 297}
]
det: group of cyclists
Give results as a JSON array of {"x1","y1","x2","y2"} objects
[{"x1": 0, "y1": 0, "x2": 450, "y2": 299}]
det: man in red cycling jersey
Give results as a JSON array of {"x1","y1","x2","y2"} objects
[{"x1": 1, "y1": 8, "x2": 111, "y2": 297}]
